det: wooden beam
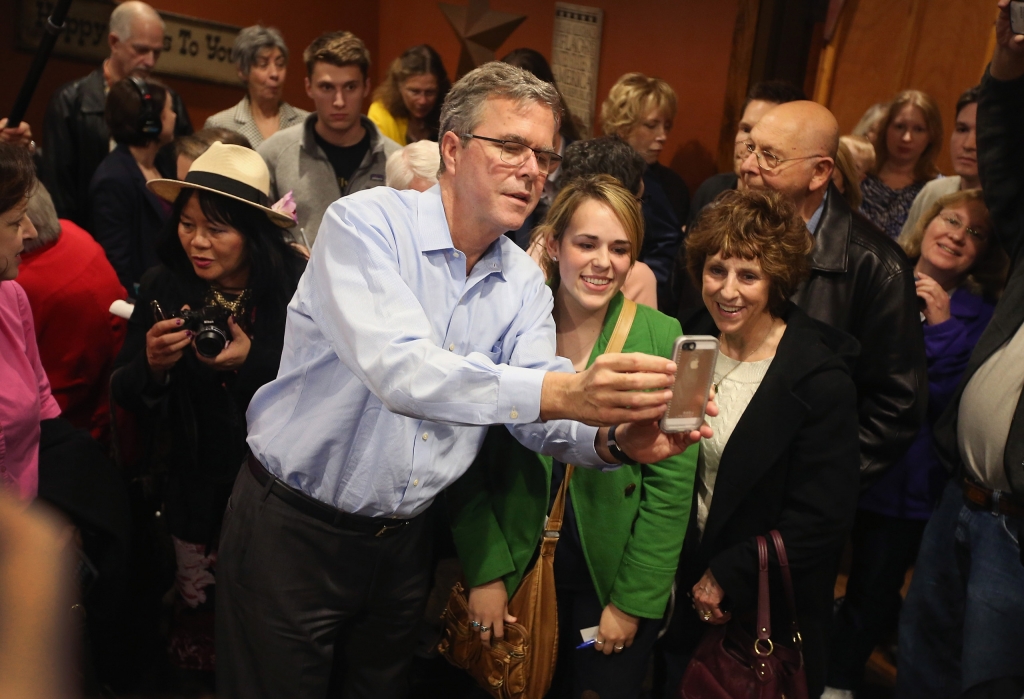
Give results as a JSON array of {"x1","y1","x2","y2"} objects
[{"x1": 716, "y1": 0, "x2": 762, "y2": 173}]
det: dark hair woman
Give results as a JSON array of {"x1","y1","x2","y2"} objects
[
  {"x1": 659, "y1": 189, "x2": 861, "y2": 698},
  {"x1": 0, "y1": 142, "x2": 56, "y2": 501},
  {"x1": 449, "y1": 175, "x2": 699, "y2": 699},
  {"x1": 826, "y1": 189, "x2": 1009, "y2": 694},
  {"x1": 90, "y1": 77, "x2": 177, "y2": 293},
  {"x1": 368, "y1": 44, "x2": 450, "y2": 143},
  {"x1": 110, "y1": 143, "x2": 305, "y2": 673}
]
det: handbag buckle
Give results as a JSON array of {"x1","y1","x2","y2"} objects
[{"x1": 753, "y1": 638, "x2": 774, "y2": 657}]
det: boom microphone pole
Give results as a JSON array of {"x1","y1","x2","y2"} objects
[{"x1": 6, "y1": 0, "x2": 75, "y2": 127}]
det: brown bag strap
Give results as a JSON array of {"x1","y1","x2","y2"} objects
[
  {"x1": 606, "y1": 297, "x2": 637, "y2": 355},
  {"x1": 544, "y1": 297, "x2": 637, "y2": 536},
  {"x1": 755, "y1": 535, "x2": 771, "y2": 644}
]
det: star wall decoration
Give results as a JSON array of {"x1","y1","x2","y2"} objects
[{"x1": 439, "y1": 0, "x2": 527, "y2": 77}]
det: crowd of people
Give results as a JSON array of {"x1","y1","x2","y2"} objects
[{"x1": 0, "y1": 0, "x2": 1022, "y2": 698}]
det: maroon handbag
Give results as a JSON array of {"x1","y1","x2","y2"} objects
[{"x1": 679, "y1": 530, "x2": 808, "y2": 699}]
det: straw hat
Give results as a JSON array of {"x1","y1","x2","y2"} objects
[{"x1": 148, "y1": 142, "x2": 295, "y2": 228}]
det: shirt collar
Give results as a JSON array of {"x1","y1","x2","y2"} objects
[
  {"x1": 806, "y1": 189, "x2": 828, "y2": 234},
  {"x1": 417, "y1": 185, "x2": 507, "y2": 280}
]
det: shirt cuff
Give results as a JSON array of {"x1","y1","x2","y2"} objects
[{"x1": 497, "y1": 364, "x2": 545, "y2": 423}]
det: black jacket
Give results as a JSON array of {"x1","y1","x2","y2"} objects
[
  {"x1": 666, "y1": 303, "x2": 861, "y2": 697},
  {"x1": 110, "y1": 259, "x2": 304, "y2": 542},
  {"x1": 88, "y1": 144, "x2": 170, "y2": 293},
  {"x1": 40, "y1": 68, "x2": 192, "y2": 227},
  {"x1": 934, "y1": 68, "x2": 1024, "y2": 497},
  {"x1": 792, "y1": 184, "x2": 927, "y2": 485}
]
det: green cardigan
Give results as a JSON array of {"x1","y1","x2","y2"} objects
[{"x1": 446, "y1": 293, "x2": 697, "y2": 619}]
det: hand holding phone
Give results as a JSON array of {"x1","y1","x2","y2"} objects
[{"x1": 661, "y1": 336, "x2": 720, "y2": 433}]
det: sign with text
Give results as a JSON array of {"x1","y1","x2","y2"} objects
[
  {"x1": 551, "y1": 2, "x2": 603, "y2": 138},
  {"x1": 17, "y1": 0, "x2": 241, "y2": 86}
]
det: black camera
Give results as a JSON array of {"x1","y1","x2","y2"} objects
[{"x1": 152, "y1": 301, "x2": 232, "y2": 358}]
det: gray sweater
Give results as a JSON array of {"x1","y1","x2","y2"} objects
[{"x1": 257, "y1": 113, "x2": 400, "y2": 246}]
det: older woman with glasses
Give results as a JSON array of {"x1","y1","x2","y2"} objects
[
  {"x1": 205, "y1": 25, "x2": 308, "y2": 147},
  {"x1": 825, "y1": 189, "x2": 1009, "y2": 697}
]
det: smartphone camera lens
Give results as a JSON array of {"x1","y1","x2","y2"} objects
[{"x1": 682, "y1": 342, "x2": 696, "y2": 351}]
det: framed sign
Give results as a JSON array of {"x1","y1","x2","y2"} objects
[
  {"x1": 17, "y1": 0, "x2": 242, "y2": 86},
  {"x1": 551, "y1": 3, "x2": 603, "y2": 138}
]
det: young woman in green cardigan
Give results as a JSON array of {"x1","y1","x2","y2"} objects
[{"x1": 446, "y1": 175, "x2": 698, "y2": 699}]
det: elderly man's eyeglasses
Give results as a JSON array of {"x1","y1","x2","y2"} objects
[
  {"x1": 744, "y1": 142, "x2": 827, "y2": 171},
  {"x1": 939, "y1": 211, "x2": 986, "y2": 242},
  {"x1": 463, "y1": 134, "x2": 562, "y2": 175}
]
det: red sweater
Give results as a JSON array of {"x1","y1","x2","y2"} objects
[{"x1": 17, "y1": 220, "x2": 127, "y2": 444}]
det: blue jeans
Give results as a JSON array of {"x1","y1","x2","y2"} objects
[{"x1": 896, "y1": 480, "x2": 1024, "y2": 698}]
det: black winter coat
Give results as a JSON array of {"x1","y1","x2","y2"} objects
[
  {"x1": 664, "y1": 303, "x2": 861, "y2": 697},
  {"x1": 792, "y1": 184, "x2": 927, "y2": 485},
  {"x1": 40, "y1": 68, "x2": 192, "y2": 227},
  {"x1": 110, "y1": 259, "x2": 304, "y2": 542}
]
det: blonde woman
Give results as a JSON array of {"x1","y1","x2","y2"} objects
[
  {"x1": 368, "y1": 45, "x2": 450, "y2": 143},
  {"x1": 600, "y1": 73, "x2": 686, "y2": 308},
  {"x1": 448, "y1": 175, "x2": 698, "y2": 699},
  {"x1": 860, "y1": 90, "x2": 943, "y2": 238}
]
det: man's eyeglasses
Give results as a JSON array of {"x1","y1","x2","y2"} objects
[
  {"x1": 463, "y1": 134, "x2": 562, "y2": 175},
  {"x1": 744, "y1": 142, "x2": 827, "y2": 171},
  {"x1": 939, "y1": 212, "x2": 986, "y2": 242}
]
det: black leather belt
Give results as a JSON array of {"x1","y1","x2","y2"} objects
[
  {"x1": 246, "y1": 454, "x2": 414, "y2": 537},
  {"x1": 962, "y1": 478, "x2": 1024, "y2": 519}
]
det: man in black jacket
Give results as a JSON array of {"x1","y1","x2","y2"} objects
[
  {"x1": 739, "y1": 99, "x2": 927, "y2": 484},
  {"x1": 896, "y1": 3, "x2": 1024, "y2": 697},
  {"x1": 40, "y1": 1, "x2": 192, "y2": 227}
]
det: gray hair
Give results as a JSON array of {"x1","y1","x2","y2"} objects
[
  {"x1": 438, "y1": 61, "x2": 561, "y2": 174},
  {"x1": 232, "y1": 25, "x2": 289, "y2": 78},
  {"x1": 24, "y1": 183, "x2": 61, "y2": 253},
  {"x1": 386, "y1": 141, "x2": 441, "y2": 189},
  {"x1": 109, "y1": 1, "x2": 164, "y2": 40}
]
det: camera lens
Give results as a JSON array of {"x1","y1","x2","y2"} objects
[
  {"x1": 194, "y1": 326, "x2": 229, "y2": 358},
  {"x1": 682, "y1": 342, "x2": 696, "y2": 351}
]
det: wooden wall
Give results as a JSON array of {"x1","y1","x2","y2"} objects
[
  {"x1": 376, "y1": 0, "x2": 742, "y2": 192},
  {"x1": 815, "y1": 0, "x2": 995, "y2": 174}
]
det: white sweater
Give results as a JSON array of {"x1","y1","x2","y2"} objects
[{"x1": 696, "y1": 351, "x2": 775, "y2": 536}]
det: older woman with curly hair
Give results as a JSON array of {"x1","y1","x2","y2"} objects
[
  {"x1": 368, "y1": 44, "x2": 450, "y2": 143},
  {"x1": 826, "y1": 189, "x2": 1008, "y2": 696},
  {"x1": 205, "y1": 25, "x2": 309, "y2": 147},
  {"x1": 600, "y1": 73, "x2": 687, "y2": 308},
  {"x1": 660, "y1": 189, "x2": 861, "y2": 698},
  {"x1": 860, "y1": 90, "x2": 943, "y2": 239}
]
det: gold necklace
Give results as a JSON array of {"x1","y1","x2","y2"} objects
[
  {"x1": 207, "y1": 288, "x2": 250, "y2": 316},
  {"x1": 713, "y1": 318, "x2": 777, "y2": 394}
]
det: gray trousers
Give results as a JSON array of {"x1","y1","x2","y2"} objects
[{"x1": 215, "y1": 464, "x2": 432, "y2": 699}]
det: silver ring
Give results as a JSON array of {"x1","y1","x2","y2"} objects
[
  {"x1": 594, "y1": 639, "x2": 605, "y2": 646},
  {"x1": 614, "y1": 644, "x2": 624, "y2": 651},
  {"x1": 478, "y1": 625, "x2": 490, "y2": 632}
]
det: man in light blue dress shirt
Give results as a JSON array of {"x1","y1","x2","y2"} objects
[{"x1": 216, "y1": 62, "x2": 708, "y2": 699}]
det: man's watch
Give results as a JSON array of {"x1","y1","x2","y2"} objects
[{"x1": 607, "y1": 425, "x2": 638, "y2": 466}]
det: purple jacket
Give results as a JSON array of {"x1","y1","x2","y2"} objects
[{"x1": 859, "y1": 286, "x2": 995, "y2": 519}]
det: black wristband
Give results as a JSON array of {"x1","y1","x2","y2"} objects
[{"x1": 607, "y1": 424, "x2": 638, "y2": 466}]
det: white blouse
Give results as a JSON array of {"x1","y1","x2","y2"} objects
[{"x1": 696, "y1": 350, "x2": 775, "y2": 536}]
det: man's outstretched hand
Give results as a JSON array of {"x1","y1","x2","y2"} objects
[
  {"x1": 595, "y1": 392, "x2": 718, "y2": 465},
  {"x1": 540, "y1": 353, "x2": 677, "y2": 426}
]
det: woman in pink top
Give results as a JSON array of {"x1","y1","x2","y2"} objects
[{"x1": 0, "y1": 142, "x2": 59, "y2": 500}]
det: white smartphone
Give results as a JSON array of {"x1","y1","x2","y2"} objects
[
  {"x1": 1012, "y1": 0, "x2": 1024, "y2": 35},
  {"x1": 660, "y1": 335, "x2": 720, "y2": 433}
]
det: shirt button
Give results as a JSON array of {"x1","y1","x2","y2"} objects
[
  {"x1": 510, "y1": 409, "x2": 519, "y2": 419},
  {"x1": 449, "y1": 343, "x2": 455, "y2": 351},
  {"x1": 422, "y1": 432, "x2": 429, "y2": 440},
  {"x1": 453, "y1": 251, "x2": 461, "y2": 258},
  {"x1": 413, "y1": 479, "x2": 420, "y2": 486}
]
